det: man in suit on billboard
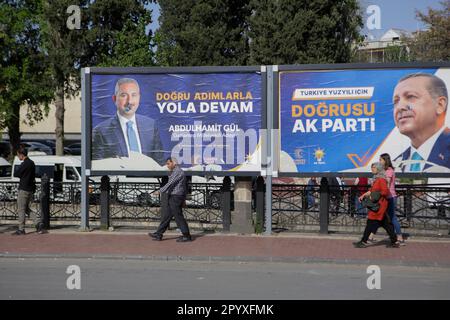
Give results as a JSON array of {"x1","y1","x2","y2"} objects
[
  {"x1": 92, "y1": 77, "x2": 165, "y2": 165},
  {"x1": 392, "y1": 73, "x2": 449, "y2": 172}
]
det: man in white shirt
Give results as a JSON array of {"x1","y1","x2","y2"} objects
[
  {"x1": 392, "y1": 73, "x2": 449, "y2": 172},
  {"x1": 92, "y1": 78, "x2": 165, "y2": 165}
]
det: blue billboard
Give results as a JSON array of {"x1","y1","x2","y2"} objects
[
  {"x1": 279, "y1": 67, "x2": 450, "y2": 174},
  {"x1": 90, "y1": 71, "x2": 263, "y2": 173}
]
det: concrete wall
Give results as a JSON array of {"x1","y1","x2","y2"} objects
[
  {"x1": 20, "y1": 95, "x2": 82, "y2": 134},
  {"x1": 2, "y1": 95, "x2": 82, "y2": 140}
]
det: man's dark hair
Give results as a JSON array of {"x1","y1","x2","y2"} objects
[
  {"x1": 398, "y1": 73, "x2": 448, "y2": 110},
  {"x1": 166, "y1": 157, "x2": 178, "y2": 164},
  {"x1": 17, "y1": 146, "x2": 28, "y2": 157}
]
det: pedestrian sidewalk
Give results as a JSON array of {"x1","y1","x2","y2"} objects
[{"x1": 1, "y1": 226, "x2": 450, "y2": 268}]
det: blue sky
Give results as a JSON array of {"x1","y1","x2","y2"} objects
[
  {"x1": 148, "y1": 2, "x2": 160, "y2": 34},
  {"x1": 360, "y1": 0, "x2": 443, "y2": 39},
  {"x1": 148, "y1": 0, "x2": 443, "y2": 40}
]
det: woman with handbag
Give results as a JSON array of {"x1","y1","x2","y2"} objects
[
  {"x1": 353, "y1": 162, "x2": 400, "y2": 248},
  {"x1": 368, "y1": 154, "x2": 405, "y2": 243}
]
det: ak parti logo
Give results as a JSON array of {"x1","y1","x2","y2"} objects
[{"x1": 314, "y1": 148, "x2": 326, "y2": 164}]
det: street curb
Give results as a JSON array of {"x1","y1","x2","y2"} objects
[
  {"x1": 1, "y1": 252, "x2": 449, "y2": 268},
  {"x1": 2, "y1": 228, "x2": 450, "y2": 243}
]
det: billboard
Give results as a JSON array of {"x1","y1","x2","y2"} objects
[
  {"x1": 279, "y1": 66, "x2": 450, "y2": 175},
  {"x1": 87, "y1": 68, "x2": 264, "y2": 175}
]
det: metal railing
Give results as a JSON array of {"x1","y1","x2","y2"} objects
[
  {"x1": 0, "y1": 180, "x2": 101, "y2": 221},
  {"x1": 1, "y1": 179, "x2": 448, "y2": 234},
  {"x1": 0, "y1": 179, "x2": 231, "y2": 229},
  {"x1": 105, "y1": 181, "x2": 227, "y2": 224},
  {"x1": 271, "y1": 183, "x2": 450, "y2": 233}
]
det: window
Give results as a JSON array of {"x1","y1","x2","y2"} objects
[
  {"x1": 0, "y1": 166, "x2": 11, "y2": 177},
  {"x1": 34, "y1": 165, "x2": 54, "y2": 178},
  {"x1": 66, "y1": 166, "x2": 79, "y2": 181}
]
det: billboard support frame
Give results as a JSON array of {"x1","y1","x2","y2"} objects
[
  {"x1": 81, "y1": 67, "x2": 91, "y2": 231},
  {"x1": 264, "y1": 65, "x2": 279, "y2": 235}
]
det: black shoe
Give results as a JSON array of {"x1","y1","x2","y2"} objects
[
  {"x1": 353, "y1": 241, "x2": 368, "y2": 248},
  {"x1": 176, "y1": 235, "x2": 192, "y2": 242},
  {"x1": 12, "y1": 229, "x2": 26, "y2": 236},
  {"x1": 36, "y1": 223, "x2": 47, "y2": 234},
  {"x1": 386, "y1": 242, "x2": 400, "y2": 248},
  {"x1": 149, "y1": 232, "x2": 162, "y2": 241}
]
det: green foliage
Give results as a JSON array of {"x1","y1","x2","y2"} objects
[
  {"x1": 38, "y1": 0, "x2": 86, "y2": 97},
  {"x1": 82, "y1": 0, "x2": 154, "y2": 68},
  {"x1": 248, "y1": 0, "x2": 364, "y2": 65},
  {"x1": 155, "y1": 0, "x2": 363, "y2": 66},
  {"x1": 39, "y1": 0, "x2": 154, "y2": 96},
  {"x1": 0, "y1": 0, "x2": 54, "y2": 151},
  {"x1": 383, "y1": 44, "x2": 411, "y2": 62},
  {"x1": 37, "y1": 0, "x2": 155, "y2": 154},
  {"x1": 398, "y1": 177, "x2": 427, "y2": 185},
  {"x1": 155, "y1": 0, "x2": 251, "y2": 66},
  {"x1": 1, "y1": 0, "x2": 155, "y2": 154},
  {"x1": 98, "y1": 15, "x2": 155, "y2": 67},
  {"x1": 406, "y1": 1, "x2": 450, "y2": 62},
  {"x1": 354, "y1": 43, "x2": 411, "y2": 63}
]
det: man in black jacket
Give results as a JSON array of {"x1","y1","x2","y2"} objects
[{"x1": 12, "y1": 146, "x2": 45, "y2": 235}]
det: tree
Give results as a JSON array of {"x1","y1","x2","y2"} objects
[
  {"x1": 406, "y1": 0, "x2": 450, "y2": 62},
  {"x1": 38, "y1": 0, "x2": 83, "y2": 156},
  {"x1": 354, "y1": 44, "x2": 411, "y2": 63},
  {"x1": 98, "y1": 16, "x2": 154, "y2": 67},
  {"x1": 39, "y1": 0, "x2": 154, "y2": 155},
  {"x1": 155, "y1": 0, "x2": 251, "y2": 66},
  {"x1": 0, "y1": 0, "x2": 54, "y2": 159},
  {"x1": 383, "y1": 44, "x2": 411, "y2": 62},
  {"x1": 248, "y1": 0, "x2": 364, "y2": 65}
]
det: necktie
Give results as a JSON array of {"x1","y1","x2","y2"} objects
[
  {"x1": 409, "y1": 151, "x2": 423, "y2": 172},
  {"x1": 126, "y1": 121, "x2": 140, "y2": 153}
]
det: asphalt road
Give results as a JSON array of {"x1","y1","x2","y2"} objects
[{"x1": 1, "y1": 257, "x2": 449, "y2": 300}]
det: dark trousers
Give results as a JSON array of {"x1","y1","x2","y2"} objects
[
  {"x1": 156, "y1": 194, "x2": 190, "y2": 236},
  {"x1": 361, "y1": 214, "x2": 397, "y2": 244},
  {"x1": 371, "y1": 197, "x2": 401, "y2": 235}
]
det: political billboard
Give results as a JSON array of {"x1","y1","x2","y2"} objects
[
  {"x1": 87, "y1": 67, "x2": 264, "y2": 175},
  {"x1": 279, "y1": 65, "x2": 450, "y2": 175}
]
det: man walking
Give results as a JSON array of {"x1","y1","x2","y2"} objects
[
  {"x1": 150, "y1": 157, "x2": 192, "y2": 242},
  {"x1": 12, "y1": 146, "x2": 45, "y2": 235}
]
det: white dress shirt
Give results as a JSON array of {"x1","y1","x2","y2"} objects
[
  {"x1": 408, "y1": 126, "x2": 446, "y2": 171},
  {"x1": 117, "y1": 112, "x2": 142, "y2": 155}
]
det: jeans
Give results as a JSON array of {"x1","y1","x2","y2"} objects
[
  {"x1": 387, "y1": 197, "x2": 402, "y2": 235},
  {"x1": 355, "y1": 197, "x2": 367, "y2": 216},
  {"x1": 307, "y1": 192, "x2": 315, "y2": 208}
]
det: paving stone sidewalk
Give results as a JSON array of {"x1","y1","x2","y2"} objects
[{"x1": 1, "y1": 226, "x2": 450, "y2": 267}]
